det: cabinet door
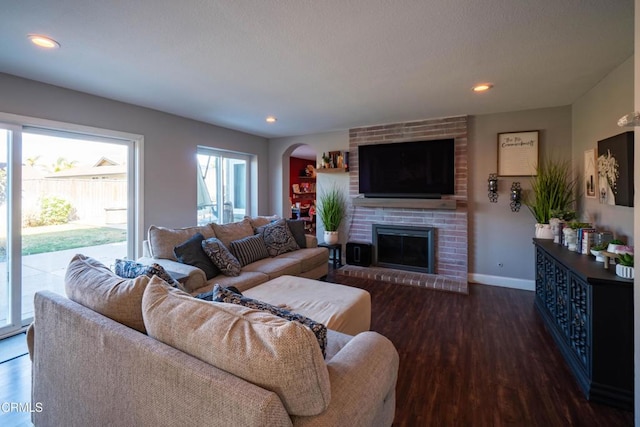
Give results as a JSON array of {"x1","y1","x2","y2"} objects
[
  {"x1": 554, "y1": 265, "x2": 570, "y2": 339},
  {"x1": 544, "y1": 256, "x2": 556, "y2": 316},
  {"x1": 569, "y1": 274, "x2": 591, "y2": 371},
  {"x1": 535, "y1": 248, "x2": 546, "y2": 302}
]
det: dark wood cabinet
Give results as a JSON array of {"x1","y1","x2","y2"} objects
[{"x1": 534, "y1": 239, "x2": 633, "y2": 410}]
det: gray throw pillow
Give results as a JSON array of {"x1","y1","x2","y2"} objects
[
  {"x1": 286, "y1": 219, "x2": 307, "y2": 248},
  {"x1": 229, "y1": 234, "x2": 270, "y2": 266},
  {"x1": 201, "y1": 237, "x2": 241, "y2": 276},
  {"x1": 257, "y1": 219, "x2": 300, "y2": 257},
  {"x1": 174, "y1": 233, "x2": 220, "y2": 280}
]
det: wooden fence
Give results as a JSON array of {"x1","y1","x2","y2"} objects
[{"x1": 23, "y1": 179, "x2": 127, "y2": 224}]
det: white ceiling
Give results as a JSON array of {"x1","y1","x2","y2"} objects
[{"x1": 0, "y1": 1, "x2": 634, "y2": 139}]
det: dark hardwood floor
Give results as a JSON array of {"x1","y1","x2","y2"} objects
[
  {"x1": 326, "y1": 271, "x2": 634, "y2": 427},
  {"x1": 1, "y1": 273, "x2": 633, "y2": 426}
]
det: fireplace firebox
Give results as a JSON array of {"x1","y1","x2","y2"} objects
[{"x1": 372, "y1": 224, "x2": 435, "y2": 274}]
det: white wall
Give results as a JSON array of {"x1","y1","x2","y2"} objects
[
  {"x1": 0, "y1": 73, "x2": 270, "y2": 237},
  {"x1": 573, "y1": 57, "x2": 634, "y2": 242}
]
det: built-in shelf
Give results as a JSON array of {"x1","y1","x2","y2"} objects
[
  {"x1": 351, "y1": 197, "x2": 456, "y2": 210},
  {"x1": 316, "y1": 168, "x2": 348, "y2": 174}
]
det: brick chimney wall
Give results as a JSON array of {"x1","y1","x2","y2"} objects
[{"x1": 347, "y1": 116, "x2": 468, "y2": 281}]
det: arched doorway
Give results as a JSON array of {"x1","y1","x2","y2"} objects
[{"x1": 288, "y1": 144, "x2": 317, "y2": 234}]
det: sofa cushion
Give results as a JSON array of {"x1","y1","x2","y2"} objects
[
  {"x1": 148, "y1": 224, "x2": 215, "y2": 261},
  {"x1": 242, "y1": 256, "x2": 301, "y2": 279},
  {"x1": 211, "y1": 218, "x2": 254, "y2": 248},
  {"x1": 201, "y1": 237, "x2": 241, "y2": 276},
  {"x1": 229, "y1": 234, "x2": 270, "y2": 267},
  {"x1": 257, "y1": 219, "x2": 300, "y2": 257},
  {"x1": 286, "y1": 219, "x2": 307, "y2": 248},
  {"x1": 245, "y1": 214, "x2": 280, "y2": 229},
  {"x1": 211, "y1": 284, "x2": 327, "y2": 358},
  {"x1": 65, "y1": 254, "x2": 150, "y2": 333},
  {"x1": 142, "y1": 277, "x2": 331, "y2": 416},
  {"x1": 173, "y1": 233, "x2": 220, "y2": 280},
  {"x1": 114, "y1": 258, "x2": 180, "y2": 287},
  {"x1": 278, "y1": 247, "x2": 330, "y2": 272}
]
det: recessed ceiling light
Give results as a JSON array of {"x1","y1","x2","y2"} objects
[
  {"x1": 28, "y1": 34, "x2": 60, "y2": 49},
  {"x1": 472, "y1": 83, "x2": 493, "y2": 92},
  {"x1": 266, "y1": 116, "x2": 277, "y2": 123}
]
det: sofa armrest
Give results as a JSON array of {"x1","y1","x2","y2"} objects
[
  {"x1": 26, "y1": 322, "x2": 35, "y2": 361},
  {"x1": 305, "y1": 234, "x2": 318, "y2": 248},
  {"x1": 292, "y1": 331, "x2": 399, "y2": 426},
  {"x1": 136, "y1": 256, "x2": 206, "y2": 292}
]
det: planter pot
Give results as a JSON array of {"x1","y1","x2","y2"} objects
[
  {"x1": 324, "y1": 231, "x2": 339, "y2": 245},
  {"x1": 616, "y1": 264, "x2": 634, "y2": 279},
  {"x1": 535, "y1": 223, "x2": 554, "y2": 240}
]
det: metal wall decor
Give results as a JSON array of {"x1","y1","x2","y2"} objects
[
  {"x1": 510, "y1": 182, "x2": 522, "y2": 212},
  {"x1": 488, "y1": 173, "x2": 498, "y2": 203}
]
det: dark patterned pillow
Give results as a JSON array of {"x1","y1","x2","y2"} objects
[
  {"x1": 195, "y1": 285, "x2": 242, "y2": 301},
  {"x1": 229, "y1": 234, "x2": 270, "y2": 266},
  {"x1": 257, "y1": 219, "x2": 300, "y2": 257},
  {"x1": 174, "y1": 233, "x2": 220, "y2": 280},
  {"x1": 211, "y1": 284, "x2": 327, "y2": 358},
  {"x1": 114, "y1": 259, "x2": 180, "y2": 287},
  {"x1": 201, "y1": 237, "x2": 241, "y2": 276}
]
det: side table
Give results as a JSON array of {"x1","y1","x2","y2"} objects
[{"x1": 318, "y1": 243, "x2": 342, "y2": 268}]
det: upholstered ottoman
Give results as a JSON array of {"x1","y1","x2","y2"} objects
[{"x1": 242, "y1": 275, "x2": 371, "y2": 336}]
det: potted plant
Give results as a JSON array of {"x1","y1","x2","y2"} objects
[
  {"x1": 317, "y1": 186, "x2": 346, "y2": 245},
  {"x1": 616, "y1": 253, "x2": 634, "y2": 279},
  {"x1": 525, "y1": 158, "x2": 577, "y2": 239}
]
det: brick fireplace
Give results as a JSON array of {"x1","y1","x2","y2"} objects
[{"x1": 345, "y1": 116, "x2": 468, "y2": 283}]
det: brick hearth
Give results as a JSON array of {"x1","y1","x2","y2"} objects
[
  {"x1": 347, "y1": 116, "x2": 468, "y2": 283},
  {"x1": 336, "y1": 265, "x2": 468, "y2": 295}
]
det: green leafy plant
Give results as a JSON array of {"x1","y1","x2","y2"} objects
[
  {"x1": 525, "y1": 158, "x2": 577, "y2": 224},
  {"x1": 609, "y1": 239, "x2": 625, "y2": 245},
  {"x1": 549, "y1": 209, "x2": 576, "y2": 221},
  {"x1": 23, "y1": 196, "x2": 75, "y2": 227},
  {"x1": 317, "y1": 186, "x2": 346, "y2": 232},
  {"x1": 591, "y1": 243, "x2": 608, "y2": 251},
  {"x1": 568, "y1": 222, "x2": 591, "y2": 229},
  {"x1": 618, "y1": 253, "x2": 634, "y2": 267}
]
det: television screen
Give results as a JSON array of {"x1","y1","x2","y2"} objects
[{"x1": 358, "y1": 139, "x2": 455, "y2": 198}]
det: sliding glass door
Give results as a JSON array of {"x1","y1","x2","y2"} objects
[
  {"x1": 0, "y1": 119, "x2": 142, "y2": 339},
  {"x1": 197, "y1": 147, "x2": 250, "y2": 225}
]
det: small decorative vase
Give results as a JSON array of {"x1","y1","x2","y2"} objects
[
  {"x1": 549, "y1": 218, "x2": 564, "y2": 244},
  {"x1": 563, "y1": 228, "x2": 577, "y2": 251},
  {"x1": 616, "y1": 264, "x2": 634, "y2": 279},
  {"x1": 535, "y1": 223, "x2": 554, "y2": 239},
  {"x1": 324, "y1": 231, "x2": 339, "y2": 245}
]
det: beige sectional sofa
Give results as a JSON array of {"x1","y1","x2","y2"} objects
[
  {"x1": 29, "y1": 250, "x2": 399, "y2": 426},
  {"x1": 137, "y1": 216, "x2": 330, "y2": 295}
]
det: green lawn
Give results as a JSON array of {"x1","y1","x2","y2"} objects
[{"x1": 0, "y1": 227, "x2": 126, "y2": 259}]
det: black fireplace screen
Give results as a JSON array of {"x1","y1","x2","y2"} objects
[{"x1": 373, "y1": 225, "x2": 435, "y2": 274}]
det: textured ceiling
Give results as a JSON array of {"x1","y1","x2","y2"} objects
[{"x1": 0, "y1": 1, "x2": 634, "y2": 138}]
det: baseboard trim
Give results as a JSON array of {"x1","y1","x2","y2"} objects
[{"x1": 468, "y1": 273, "x2": 535, "y2": 291}]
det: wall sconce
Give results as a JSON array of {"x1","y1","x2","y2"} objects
[
  {"x1": 488, "y1": 173, "x2": 498, "y2": 203},
  {"x1": 510, "y1": 182, "x2": 521, "y2": 212}
]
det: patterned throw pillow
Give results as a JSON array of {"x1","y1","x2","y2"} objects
[
  {"x1": 211, "y1": 284, "x2": 327, "y2": 358},
  {"x1": 114, "y1": 258, "x2": 180, "y2": 287},
  {"x1": 201, "y1": 237, "x2": 242, "y2": 276},
  {"x1": 286, "y1": 219, "x2": 307, "y2": 248},
  {"x1": 257, "y1": 219, "x2": 300, "y2": 257},
  {"x1": 229, "y1": 234, "x2": 270, "y2": 266}
]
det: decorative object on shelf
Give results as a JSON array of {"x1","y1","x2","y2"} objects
[
  {"x1": 305, "y1": 164, "x2": 316, "y2": 178},
  {"x1": 317, "y1": 185, "x2": 346, "y2": 245},
  {"x1": 584, "y1": 149, "x2": 596, "y2": 199},
  {"x1": 497, "y1": 130, "x2": 539, "y2": 176},
  {"x1": 321, "y1": 152, "x2": 331, "y2": 169},
  {"x1": 615, "y1": 253, "x2": 634, "y2": 279},
  {"x1": 597, "y1": 131, "x2": 634, "y2": 207},
  {"x1": 617, "y1": 111, "x2": 640, "y2": 127},
  {"x1": 488, "y1": 173, "x2": 498, "y2": 202},
  {"x1": 509, "y1": 182, "x2": 521, "y2": 212},
  {"x1": 525, "y1": 158, "x2": 576, "y2": 239}
]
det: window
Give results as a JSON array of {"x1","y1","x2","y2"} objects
[
  {"x1": 197, "y1": 147, "x2": 251, "y2": 225},
  {"x1": 0, "y1": 117, "x2": 143, "y2": 338}
]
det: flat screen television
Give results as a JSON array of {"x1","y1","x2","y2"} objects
[{"x1": 358, "y1": 139, "x2": 455, "y2": 198}]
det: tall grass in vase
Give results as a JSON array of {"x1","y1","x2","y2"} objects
[
  {"x1": 525, "y1": 158, "x2": 577, "y2": 239},
  {"x1": 317, "y1": 186, "x2": 346, "y2": 245}
]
